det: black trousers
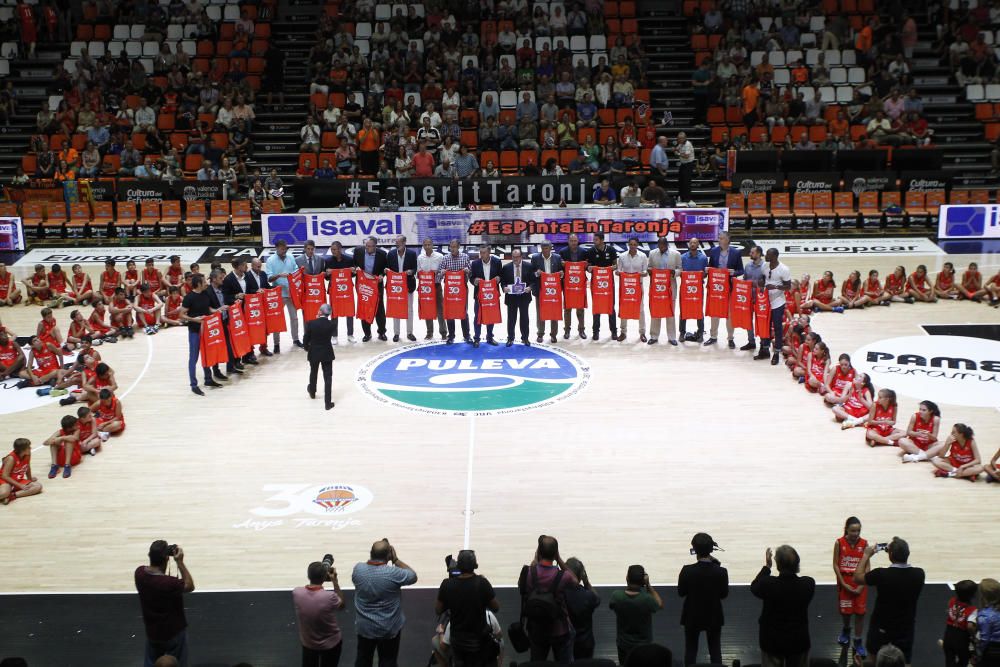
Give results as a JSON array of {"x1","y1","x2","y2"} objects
[
  {"x1": 331, "y1": 316, "x2": 354, "y2": 337},
  {"x1": 680, "y1": 318, "x2": 704, "y2": 337},
  {"x1": 302, "y1": 641, "x2": 342, "y2": 667},
  {"x1": 684, "y1": 625, "x2": 722, "y2": 666},
  {"x1": 355, "y1": 632, "x2": 401, "y2": 667},
  {"x1": 678, "y1": 161, "x2": 694, "y2": 200},
  {"x1": 506, "y1": 298, "x2": 530, "y2": 341},
  {"x1": 361, "y1": 284, "x2": 386, "y2": 336},
  {"x1": 221, "y1": 320, "x2": 237, "y2": 372},
  {"x1": 592, "y1": 310, "x2": 617, "y2": 336},
  {"x1": 308, "y1": 359, "x2": 332, "y2": 405},
  {"x1": 446, "y1": 317, "x2": 470, "y2": 339}
]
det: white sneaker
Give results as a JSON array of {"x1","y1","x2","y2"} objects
[
  {"x1": 99, "y1": 431, "x2": 110, "y2": 441},
  {"x1": 347, "y1": 335, "x2": 357, "y2": 343},
  {"x1": 332, "y1": 336, "x2": 339, "y2": 346},
  {"x1": 902, "y1": 453, "x2": 919, "y2": 463}
]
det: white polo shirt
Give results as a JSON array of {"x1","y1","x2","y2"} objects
[{"x1": 765, "y1": 261, "x2": 791, "y2": 308}]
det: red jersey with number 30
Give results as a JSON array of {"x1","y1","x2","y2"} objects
[{"x1": 836, "y1": 536, "x2": 868, "y2": 576}]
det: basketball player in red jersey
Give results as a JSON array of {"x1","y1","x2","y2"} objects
[
  {"x1": 785, "y1": 279, "x2": 803, "y2": 318},
  {"x1": 45, "y1": 415, "x2": 81, "y2": 479},
  {"x1": 933, "y1": 262, "x2": 961, "y2": 300},
  {"x1": 123, "y1": 260, "x2": 140, "y2": 300},
  {"x1": 108, "y1": 287, "x2": 136, "y2": 338},
  {"x1": 0, "y1": 329, "x2": 26, "y2": 381},
  {"x1": 865, "y1": 389, "x2": 904, "y2": 447},
  {"x1": 833, "y1": 373, "x2": 874, "y2": 428},
  {"x1": 833, "y1": 517, "x2": 869, "y2": 657},
  {"x1": 783, "y1": 324, "x2": 806, "y2": 370},
  {"x1": 803, "y1": 341, "x2": 830, "y2": 393},
  {"x1": 0, "y1": 262, "x2": 23, "y2": 306},
  {"x1": 823, "y1": 353, "x2": 857, "y2": 405},
  {"x1": 840, "y1": 271, "x2": 869, "y2": 309},
  {"x1": 162, "y1": 286, "x2": 184, "y2": 326},
  {"x1": 862, "y1": 270, "x2": 891, "y2": 306},
  {"x1": 65, "y1": 310, "x2": 94, "y2": 351},
  {"x1": 99, "y1": 259, "x2": 122, "y2": 303},
  {"x1": 69, "y1": 264, "x2": 96, "y2": 305},
  {"x1": 985, "y1": 448, "x2": 1000, "y2": 482},
  {"x1": 791, "y1": 331, "x2": 821, "y2": 381},
  {"x1": 91, "y1": 388, "x2": 125, "y2": 435},
  {"x1": 959, "y1": 262, "x2": 984, "y2": 301},
  {"x1": 16, "y1": 0, "x2": 38, "y2": 57},
  {"x1": 931, "y1": 424, "x2": 982, "y2": 480},
  {"x1": 142, "y1": 258, "x2": 166, "y2": 298},
  {"x1": 165, "y1": 255, "x2": 184, "y2": 290},
  {"x1": 899, "y1": 400, "x2": 943, "y2": 462},
  {"x1": 0, "y1": 438, "x2": 42, "y2": 504},
  {"x1": 804, "y1": 271, "x2": 846, "y2": 313},
  {"x1": 82, "y1": 361, "x2": 117, "y2": 405},
  {"x1": 986, "y1": 269, "x2": 1000, "y2": 306},
  {"x1": 46, "y1": 264, "x2": 74, "y2": 307},
  {"x1": 883, "y1": 266, "x2": 911, "y2": 304},
  {"x1": 19, "y1": 335, "x2": 65, "y2": 387},
  {"x1": 36, "y1": 307, "x2": 64, "y2": 351},
  {"x1": 74, "y1": 405, "x2": 104, "y2": 456},
  {"x1": 23, "y1": 264, "x2": 52, "y2": 305},
  {"x1": 88, "y1": 300, "x2": 117, "y2": 342},
  {"x1": 134, "y1": 283, "x2": 163, "y2": 334},
  {"x1": 906, "y1": 265, "x2": 936, "y2": 303}
]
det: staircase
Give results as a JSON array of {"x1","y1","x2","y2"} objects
[{"x1": 0, "y1": 42, "x2": 65, "y2": 179}]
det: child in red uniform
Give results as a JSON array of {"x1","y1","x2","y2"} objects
[
  {"x1": 64, "y1": 309, "x2": 93, "y2": 351},
  {"x1": 0, "y1": 329, "x2": 26, "y2": 381},
  {"x1": 69, "y1": 264, "x2": 95, "y2": 305},
  {"x1": 165, "y1": 255, "x2": 184, "y2": 290},
  {"x1": 883, "y1": 266, "x2": 911, "y2": 303},
  {"x1": 45, "y1": 414, "x2": 80, "y2": 479},
  {"x1": 865, "y1": 389, "x2": 904, "y2": 447},
  {"x1": 824, "y1": 353, "x2": 857, "y2": 406},
  {"x1": 134, "y1": 283, "x2": 163, "y2": 334},
  {"x1": 19, "y1": 335, "x2": 64, "y2": 387},
  {"x1": 75, "y1": 405, "x2": 104, "y2": 456},
  {"x1": 108, "y1": 287, "x2": 135, "y2": 338},
  {"x1": 47, "y1": 264, "x2": 74, "y2": 307},
  {"x1": 931, "y1": 424, "x2": 982, "y2": 481},
  {"x1": 0, "y1": 438, "x2": 42, "y2": 504},
  {"x1": 123, "y1": 260, "x2": 140, "y2": 299},
  {"x1": 900, "y1": 399, "x2": 943, "y2": 462},
  {"x1": 162, "y1": 286, "x2": 184, "y2": 326},
  {"x1": 36, "y1": 307, "x2": 64, "y2": 351},
  {"x1": 986, "y1": 448, "x2": 1000, "y2": 483},
  {"x1": 0, "y1": 262, "x2": 23, "y2": 306},
  {"x1": 804, "y1": 271, "x2": 846, "y2": 313},
  {"x1": 934, "y1": 262, "x2": 961, "y2": 300},
  {"x1": 803, "y1": 341, "x2": 830, "y2": 393},
  {"x1": 907, "y1": 264, "x2": 936, "y2": 302},
  {"x1": 833, "y1": 373, "x2": 874, "y2": 427},
  {"x1": 987, "y1": 270, "x2": 1000, "y2": 307},
  {"x1": 81, "y1": 361, "x2": 117, "y2": 405},
  {"x1": 142, "y1": 258, "x2": 165, "y2": 298},
  {"x1": 833, "y1": 516, "x2": 869, "y2": 657},
  {"x1": 23, "y1": 263, "x2": 51, "y2": 305},
  {"x1": 88, "y1": 300, "x2": 117, "y2": 342},
  {"x1": 841, "y1": 271, "x2": 869, "y2": 309},
  {"x1": 91, "y1": 388, "x2": 125, "y2": 435},
  {"x1": 863, "y1": 270, "x2": 890, "y2": 306},
  {"x1": 99, "y1": 259, "x2": 121, "y2": 303},
  {"x1": 791, "y1": 331, "x2": 821, "y2": 381},
  {"x1": 959, "y1": 263, "x2": 984, "y2": 301},
  {"x1": 941, "y1": 580, "x2": 978, "y2": 667}
]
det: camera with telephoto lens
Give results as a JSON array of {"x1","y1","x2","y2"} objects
[
  {"x1": 875, "y1": 543, "x2": 889, "y2": 553},
  {"x1": 322, "y1": 553, "x2": 335, "y2": 569},
  {"x1": 167, "y1": 544, "x2": 179, "y2": 557}
]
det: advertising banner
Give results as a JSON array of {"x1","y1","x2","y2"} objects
[{"x1": 938, "y1": 204, "x2": 1000, "y2": 240}]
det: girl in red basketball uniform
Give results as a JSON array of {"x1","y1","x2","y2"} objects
[
  {"x1": 784, "y1": 324, "x2": 807, "y2": 370},
  {"x1": 785, "y1": 279, "x2": 803, "y2": 318},
  {"x1": 833, "y1": 373, "x2": 874, "y2": 427},
  {"x1": 865, "y1": 389, "x2": 903, "y2": 446},
  {"x1": 19, "y1": 336, "x2": 64, "y2": 387},
  {"x1": 931, "y1": 424, "x2": 983, "y2": 480},
  {"x1": 133, "y1": 283, "x2": 162, "y2": 334},
  {"x1": 70, "y1": 264, "x2": 95, "y2": 305},
  {"x1": 0, "y1": 263, "x2": 23, "y2": 306},
  {"x1": 162, "y1": 286, "x2": 184, "y2": 326},
  {"x1": 108, "y1": 287, "x2": 135, "y2": 338},
  {"x1": 782, "y1": 313, "x2": 810, "y2": 360},
  {"x1": 907, "y1": 264, "x2": 936, "y2": 302},
  {"x1": 863, "y1": 270, "x2": 890, "y2": 306},
  {"x1": 985, "y1": 269, "x2": 1000, "y2": 307},
  {"x1": 0, "y1": 438, "x2": 42, "y2": 504},
  {"x1": 91, "y1": 388, "x2": 125, "y2": 435},
  {"x1": 841, "y1": 271, "x2": 869, "y2": 309},
  {"x1": 805, "y1": 271, "x2": 846, "y2": 312},
  {"x1": 99, "y1": 260, "x2": 121, "y2": 303},
  {"x1": 833, "y1": 516, "x2": 869, "y2": 656},
  {"x1": 803, "y1": 341, "x2": 830, "y2": 393},
  {"x1": 959, "y1": 263, "x2": 984, "y2": 301},
  {"x1": 123, "y1": 260, "x2": 140, "y2": 299},
  {"x1": 899, "y1": 400, "x2": 943, "y2": 462},
  {"x1": 941, "y1": 580, "x2": 978, "y2": 667},
  {"x1": 883, "y1": 266, "x2": 910, "y2": 303},
  {"x1": 45, "y1": 414, "x2": 80, "y2": 479},
  {"x1": 791, "y1": 331, "x2": 821, "y2": 381},
  {"x1": 142, "y1": 259, "x2": 165, "y2": 298},
  {"x1": 934, "y1": 262, "x2": 961, "y2": 300},
  {"x1": 824, "y1": 353, "x2": 857, "y2": 405}
]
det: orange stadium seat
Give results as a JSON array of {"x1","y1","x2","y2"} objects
[
  {"x1": 68, "y1": 202, "x2": 91, "y2": 231},
  {"x1": 210, "y1": 200, "x2": 231, "y2": 224},
  {"x1": 793, "y1": 192, "x2": 815, "y2": 225},
  {"x1": 139, "y1": 201, "x2": 160, "y2": 230}
]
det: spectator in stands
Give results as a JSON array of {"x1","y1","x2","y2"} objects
[
  {"x1": 866, "y1": 111, "x2": 893, "y2": 144},
  {"x1": 76, "y1": 103, "x2": 96, "y2": 134},
  {"x1": 593, "y1": 178, "x2": 617, "y2": 204},
  {"x1": 36, "y1": 103, "x2": 58, "y2": 135},
  {"x1": 314, "y1": 159, "x2": 336, "y2": 179},
  {"x1": 412, "y1": 143, "x2": 435, "y2": 178},
  {"x1": 649, "y1": 136, "x2": 669, "y2": 178},
  {"x1": 35, "y1": 142, "x2": 55, "y2": 179},
  {"x1": 580, "y1": 133, "x2": 601, "y2": 171},
  {"x1": 249, "y1": 180, "x2": 267, "y2": 213},
  {"x1": 434, "y1": 156, "x2": 458, "y2": 179},
  {"x1": 704, "y1": 6, "x2": 723, "y2": 33},
  {"x1": 516, "y1": 92, "x2": 538, "y2": 123},
  {"x1": 453, "y1": 145, "x2": 479, "y2": 179},
  {"x1": 691, "y1": 58, "x2": 714, "y2": 128},
  {"x1": 481, "y1": 160, "x2": 500, "y2": 177},
  {"x1": 79, "y1": 142, "x2": 101, "y2": 179},
  {"x1": 54, "y1": 159, "x2": 75, "y2": 182},
  {"x1": 479, "y1": 116, "x2": 500, "y2": 151},
  {"x1": 86, "y1": 122, "x2": 110, "y2": 155},
  {"x1": 217, "y1": 157, "x2": 238, "y2": 192},
  {"x1": 750, "y1": 545, "x2": 816, "y2": 667},
  {"x1": 133, "y1": 157, "x2": 159, "y2": 181},
  {"x1": 518, "y1": 117, "x2": 540, "y2": 151},
  {"x1": 394, "y1": 147, "x2": 414, "y2": 179},
  {"x1": 417, "y1": 117, "x2": 442, "y2": 153},
  {"x1": 195, "y1": 160, "x2": 215, "y2": 181},
  {"x1": 300, "y1": 116, "x2": 322, "y2": 153},
  {"x1": 479, "y1": 93, "x2": 499, "y2": 123},
  {"x1": 335, "y1": 142, "x2": 357, "y2": 175},
  {"x1": 420, "y1": 102, "x2": 442, "y2": 129}
]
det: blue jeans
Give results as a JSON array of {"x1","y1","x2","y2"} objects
[
  {"x1": 760, "y1": 304, "x2": 785, "y2": 352},
  {"x1": 145, "y1": 628, "x2": 188, "y2": 667},
  {"x1": 188, "y1": 331, "x2": 211, "y2": 387}
]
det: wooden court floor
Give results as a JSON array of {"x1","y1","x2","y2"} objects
[{"x1": 0, "y1": 250, "x2": 998, "y2": 594}]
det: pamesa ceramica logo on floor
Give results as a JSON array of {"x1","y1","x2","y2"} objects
[{"x1": 358, "y1": 343, "x2": 589, "y2": 415}]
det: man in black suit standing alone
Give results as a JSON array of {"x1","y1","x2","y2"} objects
[
  {"x1": 353, "y1": 236, "x2": 388, "y2": 342},
  {"x1": 500, "y1": 248, "x2": 533, "y2": 346},
  {"x1": 677, "y1": 532, "x2": 729, "y2": 666},
  {"x1": 303, "y1": 303, "x2": 336, "y2": 410},
  {"x1": 469, "y1": 244, "x2": 503, "y2": 348}
]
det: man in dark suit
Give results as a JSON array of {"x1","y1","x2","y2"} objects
[
  {"x1": 468, "y1": 244, "x2": 503, "y2": 347},
  {"x1": 500, "y1": 248, "x2": 533, "y2": 346},
  {"x1": 220, "y1": 257, "x2": 258, "y2": 366},
  {"x1": 324, "y1": 241, "x2": 356, "y2": 344},
  {"x1": 530, "y1": 240, "x2": 564, "y2": 343},
  {"x1": 246, "y1": 257, "x2": 272, "y2": 356},
  {"x1": 385, "y1": 235, "x2": 418, "y2": 343},
  {"x1": 705, "y1": 231, "x2": 745, "y2": 348},
  {"x1": 750, "y1": 545, "x2": 816, "y2": 667},
  {"x1": 677, "y1": 532, "x2": 729, "y2": 666},
  {"x1": 302, "y1": 303, "x2": 336, "y2": 410},
  {"x1": 353, "y1": 236, "x2": 388, "y2": 341},
  {"x1": 206, "y1": 268, "x2": 241, "y2": 377}
]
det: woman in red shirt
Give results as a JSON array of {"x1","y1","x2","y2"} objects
[
  {"x1": 959, "y1": 262, "x2": 984, "y2": 301},
  {"x1": 832, "y1": 373, "x2": 874, "y2": 427},
  {"x1": 883, "y1": 266, "x2": 911, "y2": 303},
  {"x1": 934, "y1": 262, "x2": 961, "y2": 300},
  {"x1": 863, "y1": 270, "x2": 890, "y2": 306},
  {"x1": 804, "y1": 271, "x2": 845, "y2": 312},
  {"x1": 899, "y1": 400, "x2": 943, "y2": 462},
  {"x1": 906, "y1": 264, "x2": 936, "y2": 303},
  {"x1": 931, "y1": 424, "x2": 982, "y2": 480},
  {"x1": 840, "y1": 270, "x2": 867, "y2": 309}
]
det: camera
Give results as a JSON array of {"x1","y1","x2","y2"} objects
[
  {"x1": 167, "y1": 544, "x2": 179, "y2": 557},
  {"x1": 445, "y1": 554, "x2": 461, "y2": 578},
  {"x1": 875, "y1": 543, "x2": 889, "y2": 553},
  {"x1": 322, "y1": 553, "x2": 335, "y2": 569}
]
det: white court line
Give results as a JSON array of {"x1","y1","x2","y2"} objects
[
  {"x1": 463, "y1": 414, "x2": 476, "y2": 549},
  {"x1": 31, "y1": 334, "x2": 154, "y2": 453}
]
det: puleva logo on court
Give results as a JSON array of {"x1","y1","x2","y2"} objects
[{"x1": 357, "y1": 342, "x2": 590, "y2": 415}]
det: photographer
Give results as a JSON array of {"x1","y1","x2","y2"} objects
[
  {"x1": 435, "y1": 550, "x2": 500, "y2": 667},
  {"x1": 610, "y1": 564, "x2": 664, "y2": 665},
  {"x1": 677, "y1": 533, "x2": 729, "y2": 666},
  {"x1": 134, "y1": 540, "x2": 194, "y2": 667},
  {"x1": 853, "y1": 537, "x2": 925, "y2": 665},
  {"x1": 352, "y1": 538, "x2": 418, "y2": 667},
  {"x1": 292, "y1": 557, "x2": 345, "y2": 667}
]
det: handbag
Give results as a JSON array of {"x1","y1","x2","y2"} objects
[{"x1": 507, "y1": 620, "x2": 530, "y2": 653}]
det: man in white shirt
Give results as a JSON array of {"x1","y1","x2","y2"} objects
[
  {"x1": 300, "y1": 117, "x2": 322, "y2": 152},
  {"x1": 675, "y1": 132, "x2": 696, "y2": 206},
  {"x1": 647, "y1": 236, "x2": 680, "y2": 346},
  {"x1": 756, "y1": 247, "x2": 792, "y2": 365},
  {"x1": 416, "y1": 239, "x2": 446, "y2": 339},
  {"x1": 419, "y1": 102, "x2": 442, "y2": 128},
  {"x1": 215, "y1": 99, "x2": 235, "y2": 129},
  {"x1": 134, "y1": 99, "x2": 157, "y2": 133},
  {"x1": 616, "y1": 237, "x2": 649, "y2": 342}
]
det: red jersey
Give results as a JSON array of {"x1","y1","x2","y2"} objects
[
  {"x1": 73, "y1": 272, "x2": 92, "y2": 294},
  {"x1": 68, "y1": 319, "x2": 91, "y2": 340},
  {"x1": 829, "y1": 365, "x2": 856, "y2": 394},
  {"x1": 4, "y1": 449, "x2": 30, "y2": 486},
  {"x1": 0, "y1": 272, "x2": 13, "y2": 298},
  {"x1": 864, "y1": 278, "x2": 882, "y2": 297},
  {"x1": 166, "y1": 294, "x2": 183, "y2": 316},
  {"x1": 870, "y1": 403, "x2": 897, "y2": 437},
  {"x1": 842, "y1": 280, "x2": 858, "y2": 299},
  {"x1": 48, "y1": 272, "x2": 68, "y2": 294},
  {"x1": 936, "y1": 272, "x2": 954, "y2": 289},
  {"x1": 948, "y1": 438, "x2": 975, "y2": 467},
  {"x1": 961, "y1": 271, "x2": 980, "y2": 290},
  {"x1": 813, "y1": 280, "x2": 835, "y2": 304},
  {"x1": 88, "y1": 308, "x2": 111, "y2": 334},
  {"x1": 911, "y1": 413, "x2": 936, "y2": 448},
  {"x1": 77, "y1": 415, "x2": 95, "y2": 443},
  {"x1": 909, "y1": 272, "x2": 929, "y2": 293},
  {"x1": 39, "y1": 318, "x2": 59, "y2": 345},
  {"x1": 32, "y1": 348, "x2": 59, "y2": 375},
  {"x1": 885, "y1": 273, "x2": 905, "y2": 295},
  {"x1": 843, "y1": 386, "x2": 871, "y2": 418},
  {"x1": 836, "y1": 536, "x2": 868, "y2": 575},
  {"x1": 96, "y1": 396, "x2": 123, "y2": 428},
  {"x1": 808, "y1": 353, "x2": 826, "y2": 384},
  {"x1": 101, "y1": 270, "x2": 121, "y2": 296},
  {"x1": 166, "y1": 266, "x2": 184, "y2": 286},
  {"x1": 945, "y1": 597, "x2": 977, "y2": 631},
  {"x1": 110, "y1": 298, "x2": 133, "y2": 326},
  {"x1": 0, "y1": 339, "x2": 20, "y2": 366},
  {"x1": 30, "y1": 273, "x2": 50, "y2": 297},
  {"x1": 784, "y1": 290, "x2": 798, "y2": 315},
  {"x1": 142, "y1": 268, "x2": 162, "y2": 292}
]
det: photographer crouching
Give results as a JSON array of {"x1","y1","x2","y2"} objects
[
  {"x1": 135, "y1": 540, "x2": 195, "y2": 667},
  {"x1": 292, "y1": 554, "x2": 346, "y2": 667}
]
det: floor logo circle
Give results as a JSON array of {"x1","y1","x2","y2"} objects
[
  {"x1": 854, "y1": 335, "x2": 1000, "y2": 408},
  {"x1": 357, "y1": 342, "x2": 590, "y2": 415}
]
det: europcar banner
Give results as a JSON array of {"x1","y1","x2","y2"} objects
[{"x1": 263, "y1": 208, "x2": 730, "y2": 247}]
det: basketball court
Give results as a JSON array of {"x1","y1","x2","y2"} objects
[{"x1": 1, "y1": 244, "x2": 998, "y2": 603}]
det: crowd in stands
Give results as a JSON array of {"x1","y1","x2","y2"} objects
[
  {"x1": 294, "y1": 0, "x2": 661, "y2": 180},
  {"x1": 690, "y1": 2, "x2": 934, "y2": 178}
]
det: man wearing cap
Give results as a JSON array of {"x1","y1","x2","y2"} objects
[
  {"x1": 302, "y1": 303, "x2": 336, "y2": 410},
  {"x1": 677, "y1": 533, "x2": 729, "y2": 666},
  {"x1": 530, "y1": 240, "x2": 563, "y2": 343},
  {"x1": 435, "y1": 551, "x2": 500, "y2": 667}
]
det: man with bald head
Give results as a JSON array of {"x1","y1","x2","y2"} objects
[{"x1": 352, "y1": 538, "x2": 418, "y2": 667}]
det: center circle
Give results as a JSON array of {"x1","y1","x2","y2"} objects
[{"x1": 357, "y1": 342, "x2": 590, "y2": 416}]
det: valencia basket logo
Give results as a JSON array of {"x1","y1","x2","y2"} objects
[{"x1": 357, "y1": 343, "x2": 590, "y2": 415}]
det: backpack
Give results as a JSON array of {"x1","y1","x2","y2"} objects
[{"x1": 522, "y1": 566, "x2": 565, "y2": 629}]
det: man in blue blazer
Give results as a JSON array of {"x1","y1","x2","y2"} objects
[
  {"x1": 385, "y1": 235, "x2": 418, "y2": 342},
  {"x1": 530, "y1": 240, "x2": 564, "y2": 343},
  {"x1": 469, "y1": 244, "x2": 503, "y2": 347},
  {"x1": 705, "y1": 231, "x2": 744, "y2": 349}
]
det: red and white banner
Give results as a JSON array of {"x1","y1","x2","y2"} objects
[
  {"x1": 705, "y1": 267, "x2": 730, "y2": 319},
  {"x1": 590, "y1": 266, "x2": 614, "y2": 315},
  {"x1": 477, "y1": 278, "x2": 502, "y2": 325},
  {"x1": 301, "y1": 273, "x2": 326, "y2": 323},
  {"x1": 228, "y1": 301, "x2": 252, "y2": 358},
  {"x1": 417, "y1": 270, "x2": 437, "y2": 320},
  {"x1": 243, "y1": 292, "x2": 267, "y2": 346},
  {"x1": 385, "y1": 270, "x2": 409, "y2": 320},
  {"x1": 648, "y1": 269, "x2": 674, "y2": 319},
  {"x1": 199, "y1": 312, "x2": 227, "y2": 368},
  {"x1": 731, "y1": 279, "x2": 753, "y2": 331},
  {"x1": 679, "y1": 271, "x2": 704, "y2": 320},
  {"x1": 539, "y1": 272, "x2": 563, "y2": 321},
  {"x1": 287, "y1": 268, "x2": 304, "y2": 310},
  {"x1": 563, "y1": 261, "x2": 588, "y2": 309},
  {"x1": 443, "y1": 270, "x2": 468, "y2": 320},
  {"x1": 263, "y1": 287, "x2": 286, "y2": 334},
  {"x1": 355, "y1": 272, "x2": 380, "y2": 323},
  {"x1": 618, "y1": 272, "x2": 643, "y2": 320},
  {"x1": 327, "y1": 268, "x2": 355, "y2": 317}
]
